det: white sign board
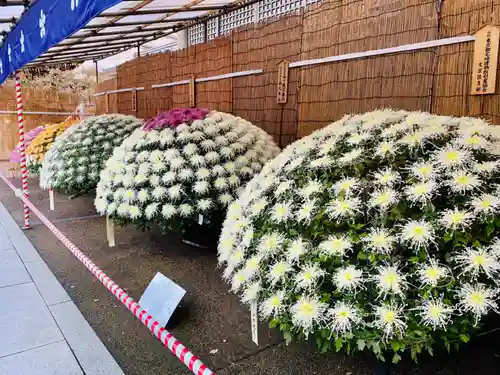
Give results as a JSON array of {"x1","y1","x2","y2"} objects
[
  {"x1": 251, "y1": 301, "x2": 259, "y2": 345},
  {"x1": 139, "y1": 272, "x2": 186, "y2": 327}
]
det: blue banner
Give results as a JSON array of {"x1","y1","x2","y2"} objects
[{"x1": 0, "y1": 0, "x2": 122, "y2": 84}]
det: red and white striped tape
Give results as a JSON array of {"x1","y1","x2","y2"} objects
[
  {"x1": 0, "y1": 174, "x2": 215, "y2": 375},
  {"x1": 14, "y1": 70, "x2": 30, "y2": 228}
]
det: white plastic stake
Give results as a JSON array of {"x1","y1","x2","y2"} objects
[
  {"x1": 251, "y1": 301, "x2": 259, "y2": 345},
  {"x1": 106, "y1": 216, "x2": 115, "y2": 247},
  {"x1": 49, "y1": 188, "x2": 55, "y2": 211}
]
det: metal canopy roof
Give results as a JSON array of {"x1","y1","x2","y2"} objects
[{"x1": 0, "y1": 0, "x2": 258, "y2": 69}]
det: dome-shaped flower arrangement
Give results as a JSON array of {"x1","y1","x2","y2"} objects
[
  {"x1": 94, "y1": 108, "x2": 280, "y2": 234},
  {"x1": 26, "y1": 118, "x2": 77, "y2": 173},
  {"x1": 40, "y1": 114, "x2": 142, "y2": 194},
  {"x1": 218, "y1": 109, "x2": 500, "y2": 363}
]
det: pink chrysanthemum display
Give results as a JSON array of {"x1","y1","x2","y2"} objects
[{"x1": 142, "y1": 108, "x2": 209, "y2": 131}]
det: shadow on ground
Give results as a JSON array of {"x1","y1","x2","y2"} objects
[{"x1": 1, "y1": 178, "x2": 500, "y2": 375}]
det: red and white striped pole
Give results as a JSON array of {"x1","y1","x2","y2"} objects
[{"x1": 14, "y1": 70, "x2": 30, "y2": 229}]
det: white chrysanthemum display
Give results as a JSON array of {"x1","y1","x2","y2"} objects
[
  {"x1": 40, "y1": 115, "x2": 142, "y2": 194},
  {"x1": 218, "y1": 109, "x2": 500, "y2": 362},
  {"x1": 95, "y1": 109, "x2": 279, "y2": 232}
]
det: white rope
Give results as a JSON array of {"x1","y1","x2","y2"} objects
[
  {"x1": 289, "y1": 35, "x2": 476, "y2": 68},
  {"x1": 0, "y1": 110, "x2": 93, "y2": 116},
  {"x1": 151, "y1": 69, "x2": 264, "y2": 88},
  {"x1": 93, "y1": 87, "x2": 145, "y2": 96}
]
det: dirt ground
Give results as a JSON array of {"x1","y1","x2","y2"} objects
[{"x1": 1, "y1": 177, "x2": 500, "y2": 375}]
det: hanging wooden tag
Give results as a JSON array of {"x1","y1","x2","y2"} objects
[
  {"x1": 189, "y1": 75, "x2": 196, "y2": 108},
  {"x1": 276, "y1": 59, "x2": 289, "y2": 104},
  {"x1": 105, "y1": 92, "x2": 110, "y2": 113},
  {"x1": 132, "y1": 89, "x2": 137, "y2": 113},
  {"x1": 471, "y1": 25, "x2": 500, "y2": 95}
]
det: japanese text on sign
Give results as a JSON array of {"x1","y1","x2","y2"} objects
[
  {"x1": 189, "y1": 76, "x2": 196, "y2": 107},
  {"x1": 276, "y1": 60, "x2": 289, "y2": 104},
  {"x1": 472, "y1": 25, "x2": 500, "y2": 95}
]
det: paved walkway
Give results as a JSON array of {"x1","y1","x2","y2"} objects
[{"x1": 0, "y1": 201, "x2": 125, "y2": 375}]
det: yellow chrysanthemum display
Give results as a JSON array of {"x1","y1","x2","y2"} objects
[{"x1": 26, "y1": 118, "x2": 77, "y2": 172}]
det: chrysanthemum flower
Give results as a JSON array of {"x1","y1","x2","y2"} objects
[
  {"x1": 417, "y1": 258, "x2": 449, "y2": 287},
  {"x1": 372, "y1": 302, "x2": 407, "y2": 340},
  {"x1": 456, "y1": 135, "x2": 489, "y2": 150},
  {"x1": 271, "y1": 202, "x2": 294, "y2": 223},
  {"x1": 470, "y1": 194, "x2": 500, "y2": 215},
  {"x1": 369, "y1": 188, "x2": 399, "y2": 212},
  {"x1": 275, "y1": 180, "x2": 294, "y2": 196},
  {"x1": 375, "y1": 141, "x2": 397, "y2": 158},
  {"x1": 346, "y1": 132, "x2": 371, "y2": 145},
  {"x1": 250, "y1": 198, "x2": 268, "y2": 216},
  {"x1": 286, "y1": 237, "x2": 310, "y2": 262},
  {"x1": 162, "y1": 203, "x2": 177, "y2": 219},
  {"x1": 473, "y1": 161, "x2": 499, "y2": 176},
  {"x1": 295, "y1": 263, "x2": 325, "y2": 291},
  {"x1": 374, "y1": 264, "x2": 407, "y2": 297},
  {"x1": 447, "y1": 170, "x2": 481, "y2": 194},
  {"x1": 268, "y1": 261, "x2": 293, "y2": 285},
  {"x1": 332, "y1": 177, "x2": 360, "y2": 196},
  {"x1": 257, "y1": 232, "x2": 285, "y2": 258},
  {"x1": 400, "y1": 219, "x2": 435, "y2": 248},
  {"x1": 333, "y1": 265, "x2": 365, "y2": 293},
  {"x1": 318, "y1": 235, "x2": 353, "y2": 257},
  {"x1": 338, "y1": 148, "x2": 364, "y2": 165},
  {"x1": 328, "y1": 301, "x2": 364, "y2": 335},
  {"x1": 456, "y1": 283, "x2": 499, "y2": 324},
  {"x1": 439, "y1": 208, "x2": 475, "y2": 231},
  {"x1": 453, "y1": 247, "x2": 500, "y2": 279},
  {"x1": 434, "y1": 146, "x2": 471, "y2": 170},
  {"x1": 372, "y1": 168, "x2": 400, "y2": 187},
  {"x1": 417, "y1": 298, "x2": 454, "y2": 330},
  {"x1": 291, "y1": 295, "x2": 328, "y2": 337},
  {"x1": 260, "y1": 290, "x2": 287, "y2": 318},
  {"x1": 405, "y1": 180, "x2": 438, "y2": 205},
  {"x1": 300, "y1": 180, "x2": 324, "y2": 199},
  {"x1": 326, "y1": 197, "x2": 362, "y2": 221},
  {"x1": 363, "y1": 227, "x2": 396, "y2": 254},
  {"x1": 296, "y1": 199, "x2": 318, "y2": 223}
]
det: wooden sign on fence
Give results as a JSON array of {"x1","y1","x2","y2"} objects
[
  {"x1": 471, "y1": 25, "x2": 500, "y2": 95},
  {"x1": 105, "y1": 93, "x2": 110, "y2": 113},
  {"x1": 276, "y1": 59, "x2": 289, "y2": 104},
  {"x1": 131, "y1": 89, "x2": 137, "y2": 113},
  {"x1": 189, "y1": 75, "x2": 196, "y2": 107}
]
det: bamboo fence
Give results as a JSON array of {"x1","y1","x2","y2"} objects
[{"x1": 95, "y1": 0, "x2": 500, "y2": 146}]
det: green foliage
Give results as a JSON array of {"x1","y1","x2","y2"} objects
[
  {"x1": 40, "y1": 114, "x2": 142, "y2": 195},
  {"x1": 219, "y1": 110, "x2": 500, "y2": 363}
]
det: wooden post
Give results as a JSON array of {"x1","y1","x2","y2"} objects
[
  {"x1": 189, "y1": 75, "x2": 196, "y2": 108},
  {"x1": 106, "y1": 216, "x2": 115, "y2": 247},
  {"x1": 49, "y1": 188, "x2": 55, "y2": 211},
  {"x1": 471, "y1": 25, "x2": 500, "y2": 95},
  {"x1": 132, "y1": 89, "x2": 137, "y2": 114},
  {"x1": 105, "y1": 92, "x2": 110, "y2": 113}
]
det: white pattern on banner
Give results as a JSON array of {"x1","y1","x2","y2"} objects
[
  {"x1": 39, "y1": 10, "x2": 46, "y2": 39},
  {"x1": 71, "y1": 0, "x2": 80, "y2": 11},
  {"x1": 20, "y1": 31, "x2": 25, "y2": 53}
]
